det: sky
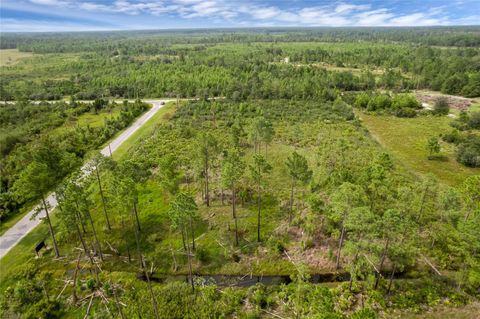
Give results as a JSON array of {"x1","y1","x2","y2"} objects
[{"x1": 1, "y1": 0, "x2": 479, "y2": 32}]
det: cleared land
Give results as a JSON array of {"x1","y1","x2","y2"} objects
[
  {"x1": 358, "y1": 113, "x2": 479, "y2": 185},
  {"x1": 0, "y1": 49, "x2": 33, "y2": 66}
]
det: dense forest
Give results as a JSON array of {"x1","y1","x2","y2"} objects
[
  {"x1": 2, "y1": 26, "x2": 480, "y2": 51},
  {"x1": 0, "y1": 27, "x2": 479, "y2": 319},
  {"x1": 1, "y1": 28, "x2": 480, "y2": 102}
]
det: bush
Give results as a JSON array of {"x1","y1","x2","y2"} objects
[
  {"x1": 268, "y1": 237, "x2": 288, "y2": 255},
  {"x1": 367, "y1": 94, "x2": 391, "y2": 111},
  {"x1": 86, "y1": 278, "x2": 96, "y2": 291},
  {"x1": 441, "y1": 129, "x2": 464, "y2": 144},
  {"x1": 394, "y1": 107, "x2": 417, "y2": 118},
  {"x1": 468, "y1": 112, "x2": 480, "y2": 129},
  {"x1": 461, "y1": 73, "x2": 480, "y2": 97},
  {"x1": 333, "y1": 98, "x2": 355, "y2": 121},
  {"x1": 0, "y1": 278, "x2": 61, "y2": 318},
  {"x1": 354, "y1": 93, "x2": 370, "y2": 109},
  {"x1": 196, "y1": 247, "x2": 210, "y2": 263},
  {"x1": 351, "y1": 308, "x2": 378, "y2": 319},
  {"x1": 433, "y1": 97, "x2": 450, "y2": 115},
  {"x1": 450, "y1": 120, "x2": 470, "y2": 131},
  {"x1": 392, "y1": 94, "x2": 420, "y2": 110},
  {"x1": 248, "y1": 284, "x2": 271, "y2": 309},
  {"x1": 457, "y1": 136, "x2": 480, "y2": 167}
]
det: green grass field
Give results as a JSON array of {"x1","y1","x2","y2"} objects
[
  {"x1": 50, "y1": 108, "x2": 122, "y2": 137},
  {"x1": 0, "y1": 49, "x2": 34, "y2": 66},
  {"x1": 469, "y1": 99, "x2": 480, "y2": 113},
  {"x1": 358, "y1": 112, "x2": 479, "y2": 186}
]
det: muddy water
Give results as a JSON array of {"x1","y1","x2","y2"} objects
[{"x1": 138, "y1": 272, "x2": 354, "y2": 287}]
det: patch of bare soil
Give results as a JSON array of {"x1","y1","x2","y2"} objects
[
  {"x1": 416, "y1": 92, "x2": 474, "y2": 111},
  {"x1": 282, "y1": 225, "x2": 337, "y2": 271}
]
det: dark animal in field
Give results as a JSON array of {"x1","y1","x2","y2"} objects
[{"x1": 34, "y1": 240, "x2": 47, "y2": 256}]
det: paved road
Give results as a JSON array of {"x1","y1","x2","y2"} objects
[{"x1": 0, "y1": 100, "x2": 171, "y2": 259}]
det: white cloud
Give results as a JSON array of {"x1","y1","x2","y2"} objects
[
  {"x1": 452, "y1": 14, "x2": 480, "y2": 25},
  {"x1": 29, "y1": 0, "x2": 69, "y2": 6},
  {"x1": 335, "y1": 3, "x2": 370, "y2": 14},
  {"x1": 389, "y1": 13, "x2": 445, "y2": 26},
  {"x1": 0, "y1": 17, "x2": 114, "y2": 32},
  {"x1": 3, "y1": 0, "x2": 476, "y2": 30},
  {"x1": 354, "y1": 9, "x2": 396, "y2": 26}
]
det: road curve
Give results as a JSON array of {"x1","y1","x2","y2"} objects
[{"x1": 0, "y1": 100, "x2": 171, "y2": 259}]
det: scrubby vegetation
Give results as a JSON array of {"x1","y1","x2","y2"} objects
[
  {"x1": 354, "y1": 92, "x2": 421, "y2": 117},
  {"x1": 0, "y1": 27, "x2": 479, "y2": 318},
  {"x1": 0, "y1": 99, "x2": 149, "y2": 220},
  {"x1": 1, "y1": 98, "x2": 479, "y2": 318}
]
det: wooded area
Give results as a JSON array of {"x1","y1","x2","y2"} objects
[{"x1": 0, "y1": 27, "x2": 479, "y2": 319}]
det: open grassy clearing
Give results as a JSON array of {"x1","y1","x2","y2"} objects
[
  {"x1": 0, "y1": 51, "x2": 80, "y2": 79},
  {"x1": 0, "y1": 49, "x2": 34, "y2": 66},
  {"x1": 49, "y1": 108, "x2": 123, "y2": 137},
  {"x1": 358, "y1": 112, "x2": 479, "y2": 185}
]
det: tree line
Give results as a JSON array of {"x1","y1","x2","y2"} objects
[{"x1": 0, "y1": 99, "x2": 149, "y2": 220}]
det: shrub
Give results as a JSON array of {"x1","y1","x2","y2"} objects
[
  {"x1": 468, "y1": 112, "x2": 480, "y2": 129},
  {"x1": 267, "y1": 237, "x2": 287, "y2": 255},
  {"x1": 86, "y1": 278, "x2": 96, "y2": 291},
  {"x1": 248, "y1": 284, "x2": 271, "y2": 309},
  {"x1": 302, "y1": 238, "x2": 315, "y2": 251},
  {"x1": 450, "y1": 119, "x2": 469, "y2": 131},
  {"x1": 461, "y1": 73, "x2": 480, "y2": 97},
  {"x1": 426, "y1": 136, "x2": 441, "y2": 157},
  {"x1": 367, "y1": 94, "x2": 391, "y2": 111},
  {"x1": 354, "y1": 93, "x2": 370, "y2": 109},
  {"x1": 333, "y1": 99, "x2": 355, "y2": 121},
  {"x1": 351, "y1": 308, "x2": 378, "y2": 319},
  {"x1": 196, "y1": 247, "x2": 211, "y2": 263},
  {"x1": 392, "y1": 94, "x2": 420, "y2": 110},
  {"x1": 441, "y1": 129, "x2": 464, "y2": 144},
  {"x1": 457, "y1": 136, "x2": 480, "y2": 167},
  {"x1": 394, "y1": 107, "x2": 417, "y2": 118},
  {"x1": 433, "y1": 97, "x2": 450, "y2": 115}
]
